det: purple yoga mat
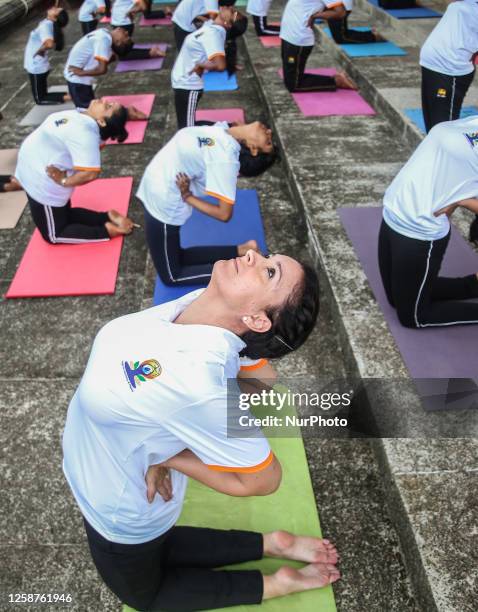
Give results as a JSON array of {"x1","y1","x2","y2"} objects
[
  {"x1": 115, "y1": 43, "x2": 167, "y2": 73},
  {"x1": 339, "y1": 207, "x2": 478, "y2": 382},
  {"x1": 278, "y1": 68, "x2": 375, "y2": 117}
]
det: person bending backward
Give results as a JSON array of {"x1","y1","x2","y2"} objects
[
  {"x1": 280, "y1": 0, "x2": 357, "y2": 92},
  {"x1": 79, "y1": 0, "x2": 106, "y2": 35},
  {"x1": 110, "y1": 0, "x2": 169, "y2": 58},
  {"x1": 172, "y1": 0, "x2": 220, "y2": 50},
  {"x1": 137, "y1": 121, "x2": 276, "y2": 286},
  {"x1": 247, "y1": 0, "x2": 280, "y2": 37},
  {"x1": 379, "y1": 116, "x2": 478, "y2": 329},
  {"x1": 171, "y1": 6, "x2": 236, "y2": 129},
  {"x1": 327, "y1": 0, "x2": 385, "y2": 45},
  {"x1": 14, "y1": 99, "x2": 135, "y2": 244},
  {"x1": 62, "y1": 255, "x2": 341, "y2": 612},
  {"x1": 24, "y1": 6, "x2": 70, "y2": 106}
]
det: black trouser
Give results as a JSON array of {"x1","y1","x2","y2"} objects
[
  {"x1": 328, "y1": 12, "x2": 377, "y2": 44},
  {"x1": 81, "y1": 19, "x2": 98, "y2": 35},
  {"x1": 144, "y1": 207, "x2": 237, "y2": 286},
  {"x1": 281, "y1": 40, "x2": 336, "y2": 92},
  {"x1": 252, "y1": 15, "x2": 280, "y2": 36},
  {"x1": 173, "y1": 23, "x2": 190, "y2": 51},
  {"x1": 378, "y1": 0, "x2": 415, "y2": 7},
  {"x1": 84, "y1": 519, "x2": 263, "y2": 612},
  {"x1": 28, "y1": 193, "x2": 110, "y2": 244},
  {"x1": 112, "y1": 22, "x2": 135, "y2": 35},
  {"x1": 174, "y1": 88, "x2": 203, "y2": 129},
  {"x1": 421, "y1": 66, "x2": 475, "y2": 133},
  {"x1": 0, "y1": 175, "x2": 11, "y2": 191},
  {"x1": 378, "y1": 219, "x2": 478, "y2": 328},
  {"x1": 28, "y1": 72, "x2": 65, "y2": 105},
  {"x1": 124, "y1": 47, "x2": 153, "y2": 60},
  {"x1": 145, "y1": 5, "x2": 167, "y2": 18},
  {"x1": 67, "y1": 81, "x2": 95, "y2": 109}
]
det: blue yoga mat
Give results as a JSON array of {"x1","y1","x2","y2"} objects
[
  {"x1": 368, "y1": 0, "x2": 441, "y2": 19},
  {"x1": 153, "y1": 189, "x2": 268, "y2": 306},
  {"x1": 322, "y1": 27, "x2": 406, "y2": 57},
  {"x1": 405, "y1": 106, "x2": 478, "y2": 134},
  {"x1": 203, "y1": 71, "x2": 238, "y2": 91}
]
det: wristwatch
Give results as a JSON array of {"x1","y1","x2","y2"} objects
[{"x1": 61, "y1": 176, "x2": 68, "y2": 187}]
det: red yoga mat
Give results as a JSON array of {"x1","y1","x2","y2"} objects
[
  {"x1": 196, "y1": 108, "x2": 245, "y2": 123},
  {"x1": 260, "y1": 36, "x2": 281, "y2": 47},
  {"x1": 103, "y1": 94, "x2": 155, "y2": 145},
  {"x1": 5, "y1": 177, "x2": 133, "y2": 299}
]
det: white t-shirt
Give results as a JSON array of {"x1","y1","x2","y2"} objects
[
  {"x1": 247, "y1": 0, "x2": 273, "y2": 17},
  {"x1": 280, "y1": 0, "x2": 341, "y2": 46},
  {"x1": 15, "y1": 110, "x2": 101, "y2": 207},
  {"x1": 64, "y1": 28, "x2": 113, "y2": 85},
  {"x1": 79, "y1": 0, "x2": 106, "y2": 22},
  {"x1": 24, "y1": 19, "x2": 54, "y2": 74},
  {"x1": 111, "y1": 0, "x2": 137, "y2": 25},
  {"x1": 171, "y1": 20, "x2": 226, "y2": 90},
  {"x1": 172, "y1": 0, "x2": 219, "y2": 33},
  {"x1": 62, "y1": 289, "x2": 272, "y2": 544},
  {"x1": 137, "y1": 123, "x2": 240, "y2": 225},
  {"x1": 383, "y1": 116, "x2": 478, "y2": 241},
  {"x1": 420, "y1": 0, "x2": 478, "y2": 76}
]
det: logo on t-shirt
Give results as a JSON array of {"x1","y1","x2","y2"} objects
[
  {"x1": 122, "y1": 358, "x2": 162, "y2": 391},
  {"x1": 464, "y1": 132, "x2": 478, "y2": 149},
  {"x1": 197, "y1": 137, "x2": 215, "y2": 148},
  {"x1": 54, "y1": 118, "x2": 69, "y2": 127}
]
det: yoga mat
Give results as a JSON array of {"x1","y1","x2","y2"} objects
[
  {"x1": 339, "y1": 206, "x2": 478, "y2": 384},
  {"x1": 0, "y1": 149, "x2": 27, "y2": 229},
  {"x1": 196, "y1": 107, "x2": 245, "y2": 123},
  {"x1": 115, "y1": 43, "x2": 167, "y2": 73},
  {"x1": 100, "y1": 16, "x2": 111, "y2": 23},
  {"x1": 405, "y1": 106, "x2": 478, "y2": 134},
  {"x1": 124, "y1": 427, "x2": 337, "y2": 612},
  {"x1": 368, "y1": 0, "x2": 441, "y2": 18},
  {"x1": 19, "y1": 86, "x2": 73, "y2": 127},
  {"x1": 278, "y1": 68, "x2": 375, "y2": 117},
  {"x1": 153, "y1": 189, "x2": 266, "y2": 306},
  {"x1": 322, "y1": 27, "x2": 406, "y2": 57},
  {"x1": 260, "y1": 35, "x2": 281, "y2": 48},
  {"x1": 103, "y1": 94, "x2": 155, "y2": 145},
  {"x1": 139, "y1": 15, "x2": 172, "y2": 26},
  {"x1": 203, "y1": 70, "x2": 238, "y2": 91},
  {"x1": 6, "y1": 177, "x2": 133, "y2": 298}
]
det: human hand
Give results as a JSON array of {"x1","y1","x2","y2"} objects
[
  {"x1": 145, "y1": 465, "x2": 173, "y2": 503},
  {"x1": 176, "y1": 172, "x2": 191, "y2": 199},
  {"x1": 46, "y1": 165, "x2": 66, "y2": 185},
  {"x1": 68, "y1": 65, "x2": 84, "y2": 76},
  {"x1": 189, "y1": 63, "x2": 205, "y2": 77}
]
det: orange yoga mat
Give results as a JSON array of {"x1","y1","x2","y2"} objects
[{"x1": 5, "y1": 177, "x2": 133, "y2": 298}]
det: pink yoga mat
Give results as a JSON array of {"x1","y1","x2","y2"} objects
[
  {"x1": 103, "y1": 94, "x2": 155, "y2": 145},
  {"x1": 260, "y1": 36, "x2": 281, "y2": 47},
  {"x1": 115, "y1": 43, "x2": 167, "y2": 73},
  {"x1": 6, "y1": 177, "x2": 133, "y2": 299},
  {"x1": 139, "y1": 15, "x2": 172, "y2": 26},
  {"x1": 278, "y1": 68, "x2": 375, "y2": 117},
  {"x1": 100, "y1": 16, "x2": 111, "y2": 23},
  {"x1": 196, "y1": 108, "x2": 245, "y2": 123}
]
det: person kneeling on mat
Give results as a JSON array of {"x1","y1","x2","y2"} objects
[
  {"x1": 172, "y1": 0, "x2": 220, "y2": 51},
  {"x1": 62, "y1": 253, "x2": 342, "y2": 612},
  {"x1": 379, "y1": 116, "x2": 478, "y2": 328},
  {"x1": 137, "y1": 121, "x2": 276, "y2": 286},
  {"x1": 247, "y1": 0, "x2": 280, "y2": 37},
  {"x1": 79, "y1": 0, "x2": 107, "y2": 35},
  {"x1": 328, "y1": 0, "x2": 385, "y2": 45},
  {"x1": 24, "y1": 6, "x2": 70, "y2": 106},
  {"x1": 14, "y1": 99, "x2": 135, "y2": 244},
  {"x1": 280, "y1": 0, "x2": 357, "y2": 92}
]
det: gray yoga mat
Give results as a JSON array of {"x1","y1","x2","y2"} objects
[
  {"x1": 339, "y1": 207, "x2": 478, "y2": 409},
  {"x1": 19, "y1": 86, "x2": 73, "y2": 126}
]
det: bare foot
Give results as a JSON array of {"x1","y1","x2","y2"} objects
[
  {"x1": 149, "y1": 46, "x2": 167, "y2": 58},
  {"x1": 237, "y1": 239, "x2": 259, "y2": 256},
  {"x1": 127, "y1": 105, "x2": 147, "y2": 120},
  {"x1": 63, "y1": 94, "x2": 72, "y2": 102},
  {"x1": 3, "y1": 177, "x2": 22, "y2": 192},
  {"x1": 105, "y1": 221, "x2": 132, "y2": 238},
  {"x1": 264, "y1": 563, "x2": 340, "y2": 599},
  {"x1": 334, "y1": 71, "x2": 358, "y2": 90},
  {"x1": 372, "y1": 27, "x2": 386, "y2": 42},
  {"x1": 108, "y1": 209, "x2": 134, "y2": 232},
  {"x1": 264, "y1": 530, "x2": 339, "y2": 565}
]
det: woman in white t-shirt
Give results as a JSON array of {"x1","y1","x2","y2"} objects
[
  {"x1": 248, "y1": 0, "x2": 280, "y2": 36},
  {"x1": 280, "y1": 0, "x2": 356, "y2": 92},
  {"x1": 328, "y1": 0, "x2": 384, "y2": 44},
  {"x1": 62, "y1": 251, "x2": 338, "y2": 612},
  {"x1": 171, "y1": 7, "x2": 236, "y2": 128},
  {"x1": 15, "y1": 99, "x2": 135, "y2": 244},
  {"x1": 79, "y1": 0, "x2": 106, "y2": 35},
  {"x1": 419, "y1": 0, "x2": 478, "y2": 134},
  {"x1": 137, "y1": 121, "x2": 276, "y2": 286},
  {"x1": 172, "y1": 0, "x2": 220, "y2": 50},
  {"x1": 24, "y1": 7, "x2": 70, "y2": 106},
  {"x1": 379, "y1": 116, "x2": 478, "y2": 328}
]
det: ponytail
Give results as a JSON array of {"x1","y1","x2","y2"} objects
[
  {"x1": 99, "y1": 105, "x2": 129, "y2": 143},
  {"x1": 53, "y1": 9, "x2": 69, "y2": 52}
]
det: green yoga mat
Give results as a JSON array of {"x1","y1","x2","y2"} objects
[{"x1": 124, "y1": 423, "x2": 337, "y2": 612}]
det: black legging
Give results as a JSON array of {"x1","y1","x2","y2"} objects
[
  {"x1": 81, "y1": 19, "x2": 98, "y2": 35},
  {"x1": 144, "y1": 207, "x2": 237, "y2": 286},
  {"x1": 281, "y1": 40, "x2": 336, "y2": 92},
  {"x1": 84, "y1": 519, "x2": 264, "y2": 612},
  {"x1": 378, "y1": 219, "x2": 478, "y2": 328},
  {"x1": 252, "y1": 15, "x2": 280, "y2": 36},
  {"x1": 328, "y1": 12, "x2": 377, "y2": 44},
  {"x1": 173, "y1": 23, "x2": 190, "y2": 51},
  {"x1": 28, "y1": 72, "x2": 65, "y2": 105},
  {"x1": 174, "y1": 88, "x2": 203, "y2": 129}
]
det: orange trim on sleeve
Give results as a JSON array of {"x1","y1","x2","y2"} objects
[
  {"x1": 73, "y1": 166, "x2": 101, "y2": 171},
  {"x1": 240, "y1": 358, "x2": 269, "y2": 372},
  {"x1": 325, "y1": 2, "x2": 344, "y2": 7},
  {"x1": 204, "y1": 190, "x2": 234, "y2": 204},
  {"x1": 41, "y1": 37, "x2": 54, "y2": 45},
  {"x1": 207, "y1": 451, "x2": 274, "y2": 473},
  {"x1": 207, "y1": 52, "x2": 226, "y2": 61},
  {"x1": 94, "y1": 55, "x2": 109, "y2": 62}
]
